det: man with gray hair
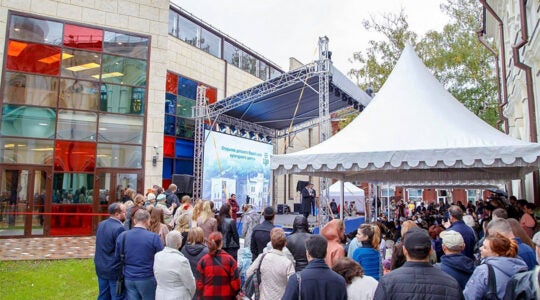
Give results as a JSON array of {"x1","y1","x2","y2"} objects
[
  {"x1": 487, "y1": 218, "x2": 536, "y2": 270},
  {"x1": 438, "y1": 230, "x2": 475, "y2": 290},
  {"x1": 153, "y1": 231, "x2": 195, "y2": 299},
  {"x1": 445, "y1": 205, "x2": 476, "y2": 259},
  {"x1": 116, "y1": 209, "x2": 163, "y2": 300}
]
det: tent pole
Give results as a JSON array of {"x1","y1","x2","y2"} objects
[{"x1": 340, "y1": 180, "x2": 344, "y2": 220}]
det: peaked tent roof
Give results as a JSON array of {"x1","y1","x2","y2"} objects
[
  {"x1": 270, "y1": 45, "x2": 540, "y2": 186},
  {"x1": 327, "y1": 181, "x2": 365, "y2": 199}
]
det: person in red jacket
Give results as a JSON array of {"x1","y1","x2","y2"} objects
[
  {"x1": 226, "y1": 194, "x2": 239, "y2": 222},
  {"x1": 196, "y1": 232, "x2": 240, "y2": 299}
]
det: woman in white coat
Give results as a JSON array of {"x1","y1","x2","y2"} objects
[{"x1": 153, "y1": 231, "x2": 196, "y2": 300}]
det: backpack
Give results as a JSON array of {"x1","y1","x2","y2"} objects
[{"x1": 483, "y1": 264, "x2": 500, "y2": 300}]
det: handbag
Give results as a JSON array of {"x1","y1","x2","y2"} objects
[
  {"x1": 242, "y1": 253, "x2": 267, "y2": 300},
  {"x1": 116, "y1": 233, "x2": 126, "y2": 296}
]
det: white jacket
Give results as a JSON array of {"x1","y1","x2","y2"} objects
[
  {"x1": 153, "y1": 247, "x2": 196, "y2": 300},
  {"x1": 247, "y1": 249, "x2": 295, "y2": 300},
  {"x1": 347, "y1": 275, "x2": 378, "y2": 300}
]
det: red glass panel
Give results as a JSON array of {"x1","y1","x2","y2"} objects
[
  {"x1": 166, "y1": 72, "x2": 178, "y2": 94},
  {"x1": 163, "y1": 135, "x2": 175, "y2": 157},
  {"x1": 50, "y1": 204, "x2": 93, "y2": 236},
  {"x1": 6, "y1": 41, "x2": 61, "y2": 75},
  {"x1": 206, "y1": 87, "x2": 217, "y2": 104},
  {"x1": 54, "y1": 141, "x2": 96, "y2": 172},
  {"x1": 162, "y1": 179, "x2": 171, "y2": 190},
  {"x1": 63, "y1": 24, "x2": 103, "y2": 51}
]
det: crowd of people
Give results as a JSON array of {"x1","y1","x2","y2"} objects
[{"x1": 94, "y1": 186, "x2": 540, "y2": 300}]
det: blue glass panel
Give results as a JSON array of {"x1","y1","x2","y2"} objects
[
  {"x1": 175, "y1": 159, "x2": 193, "y2": 175},
  {"x1": 162, "y1": 158, "x2": 173, "y2": 179},
  {"x1": 178, "y1": 77, "x2": 197, "y2": 100},
  {"x1": 165, "y1": 93, "x2": 177, "y2": 114},
  {"x1": 175, "y1": 139, "x2": 194, "y2": 158},
  {"x1": 164, "y1": 115, "x2": 176, "y2": 135},
  {"x1": 1, "y1": 104, "x2": 56, "y2": 138}
]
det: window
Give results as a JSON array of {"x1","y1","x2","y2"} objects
[
  {"x1": 100, "y1": 84, "x2": 145, "y2": 115},
  {"x1": 176, "y1": 96, "x2": 195, "y2": 118},
  {"x1": 467, "y1": 190, "x2": 477, "y2": 202},
  {"x1": 178, "y1": 15, "x2": 198, "y2": 47},
  {"x1": 100, "y1": 55, "x2": 147, "y2": 86},
  {"x1": 103, "y1": 31, "x2": 149, "y2": 60},
  {"x1": 200, "y1": 27, "x2": 220, "y2": 57},
  {"x1": 52, "y1": 173, "x2": 94, "y2": 203},
  {"x1": 1, "y1": 104, "x2": 56, "y2": 138},
  {"x1": 61, "y1": 49, "x2": 101, "y2": 81},
  {"x1": 54, "y1": 140, "x2": 96, "y2": 172},
  {"x1": 408, "y1": 189, "x2": 423, "y2": 201},
  {"x1": 223, "y1": 41, "x2": 240, "y2": 67},
  {"x1": 6, "y1": 41, "x2": 62, "y2": 75},
  {"x1": 0, "y1": 138, "x2": 54, "y2": 164},
  {"x1": 9, "y1": 15, "x2": 63, "y2": 45},
  {"x1": 96, "y1": 144, "x2": 142, "y2": 168},
  {"x1": 56, "y1": 110, "x2": 97, "y2": 141},
  {"x1": 63, "y1": 24, "x2": 103, "y2": 51},
  {"x1": 168, "y1": 10, "x2": 179, "y2": 37},
  {"x1": 98, "y1": 113, "x2": 143, "y2": 144},
  {"x1": 60, "y1": 79, "x2": 99, "y2": 110},
  {"x1": 3, "y1": 72, "x2": 58, "y2": 107}
]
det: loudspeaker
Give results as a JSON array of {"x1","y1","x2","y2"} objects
[
  {"x1": 277, "y1": 204, "x2": 284, "y2": 214},
  {"x1": 296, "y1": 180, "x2": 310, "y2": 192},
  {"x1": 172, "y1": 174, "x2": 194, "y2": 195},
  {"x1": 294, "y1": 203, "x2": 302, "y2": 213}
]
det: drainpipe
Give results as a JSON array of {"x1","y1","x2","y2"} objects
[
  {"x1": 478, "y1": 1, "x2": 509, "y2": 134},
  {"x1": 512, "y1": 0, "x2": 539, "y2": 204}
]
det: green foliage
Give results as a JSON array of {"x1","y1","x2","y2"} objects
[
  {"x1": 347, "y1": 0, "x2": 499, "y2": 129},
  {"x1": 0, "y1": 259, "x2": 97, "y2": 300}
]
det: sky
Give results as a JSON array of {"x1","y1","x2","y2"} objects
[{"x1": 172, "y1": 0, "x2": 450, "y2": 75}]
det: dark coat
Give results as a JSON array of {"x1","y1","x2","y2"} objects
[
  {"x1": 94, "y1": 217, "x2": 125, "y2": 279},
  {"x1": 281, "y1": 259, "x2": 347, "y2": 300},
  {"x1": 374, "y1": 261, "x2": 463, "y2": 300},
  {"x1": 439, "y1": 253, "x2": 475, "y2": 290},
  {"x1": 250, "y1": 220, "x2": 274, "y2": 261},
  {"x1": 286, "y1": 217, "x2": 311, "y2": 271},
  {"x1": 220, "y1": 217, "x2": 240, "y2": 249},
  {"x1": 301, "y1": 187, "x2": 315, "y2": 214},
  {"x1": 181, "y1": 243, "x2": 209, "y2": 279},
  {"x1": 447, "y1": 221, "x2": 476, "y2": 259}
]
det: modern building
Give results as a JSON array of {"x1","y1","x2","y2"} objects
[
  {"x1": 480, "y1": 0, "x2": 540, "y2": 204},
  {"x1": 0, "y1": 0, "x2": 283, "y2": 237}
]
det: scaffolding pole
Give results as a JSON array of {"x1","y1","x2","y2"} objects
[
  {"x1": 318, "y1": 36, "x2": 331, "y2": 230},
  {"x1": 192, "y1": 85, "x2": 207, "y2": 200}
]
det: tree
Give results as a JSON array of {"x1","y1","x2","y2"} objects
[{"x1": 346, "y1": 0, "x2": 499, "y2": 129}]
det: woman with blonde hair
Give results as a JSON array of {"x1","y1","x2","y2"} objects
[
  {"x1": 464, "y1": 233, "x2": 528, "y2": 299},
  {"x1": 191, "y1": 199, "x2": 204, "y2": 226},
  {"x1": 196, "y1": 200, "x2": 217, "y2": 240},
  {"x1": 175, "y1": 213, "x2": 191, "y2": 251},
  {"x1": 148, "y1": 207, "x2": 169, "y2": 245},
  {"x1": 352, "y1": 223, "x2": 382, "y2": 280}
]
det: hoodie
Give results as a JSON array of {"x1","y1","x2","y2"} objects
[
  {"x1": 463, "y1": 256, "x2": 528, "y2": 300},
  {"x1": 440, "y1": 253, "x2": 475, "y2": 290},
  {"x1": 321, "y1": 219, "x2": 345, "y2": 268},
  {"x1": 181, "y1": 243, "x2": 209, "y2": 278},
  {"x1": 286, "y1": 216, "x2": 311, "y2": 271}
]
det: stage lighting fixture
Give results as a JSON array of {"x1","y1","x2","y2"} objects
[
  {"x1": 248, "y1": 131, "x2": 256, "y2": 139},
  {"x1": 258, "y1": 133, "x2": 265, "y2": 141},
  {"x1": 219, "y1": 124, "x2": 228, "y2": 133},
  {"x1": 229, "y1": 126, "x2": 237, "y2": 134},
  {"x1": 265, "y1": 136, "x2": 272, "y2": 143},
  {"x1": 347, "y1": 98, "x2": 353, "y2": 106},
  {"x1": 341, "y1": 94, "x2": 348, "y2": 102},
  {"x1": 365, "y1": 86, "x2": 374, "y2": 97},
  {"x1": 240, "y1": 129, "x2": 247, "y2": 137},
  {"x1": 358, "y1": 105, "x2": 364, "y2": 112},
  {"x1": 329, "y1": 85, "x2": 334, "y2": 93},
  {"x1": 353, "y1": 103, "x2": 359, "y2": 110},
  {"x1": 334, "y1": 88, "x2": 341, "y2": 97}
]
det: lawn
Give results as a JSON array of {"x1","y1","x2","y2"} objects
[{"x1": 0, "y1": 259, "x2": 97, "y2": 300}]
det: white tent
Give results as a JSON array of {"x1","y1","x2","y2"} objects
[
  {"x1": 271, "y1": 45, "x2": 540, "y2": 186},
  {"x1": 327, "y1": 181, "x2": 365, "y2": 213}
]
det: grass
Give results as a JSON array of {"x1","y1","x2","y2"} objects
[{"x1": 0, "y1": 259, "x2": 97, "y2": 300}]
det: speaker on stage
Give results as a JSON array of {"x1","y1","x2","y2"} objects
[
  {"x1": 296, "y1": 180, "x2": 310, "y2": 192},
  {"x1": 172, "y1": 174, "x2": 194, "y2": 195},
  {"x1": 277, "y1": 204, "x2": 284, "y2": 214},
  {"x1": 294, "y1": 203, "x2": 302, "y2": 214}
]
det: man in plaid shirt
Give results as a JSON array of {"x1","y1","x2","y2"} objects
[{"x1": 196, "y1": 232, "x2": 241, "y2": 299}]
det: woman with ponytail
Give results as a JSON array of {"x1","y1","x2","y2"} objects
[
  {"x1": 464, "y1": 233, "x2": 528, "y2": 299},
  {"x1": 352, "y1": 223, "x2": 382, "y2": 280},
  {"x1": 196, "y1": 232, "x2": 241, "y2": 299}
]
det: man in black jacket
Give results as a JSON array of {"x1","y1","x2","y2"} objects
[
  {"x1": 250, "y1": 206, "x2": 275, "y2": 261},
  {"x1": 301, "y1": 182, "x2": 316, "y2": 218},
  {"x1": 286, "y1": 216, "x2": 312, "y2": 271},
  {"x1": 374, "y1": 228, "x2": 463, "y2": 300}
]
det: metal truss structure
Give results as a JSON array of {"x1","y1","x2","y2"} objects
[{"x1": 192, "y1": 37, "x2": 334, "y2": 226}]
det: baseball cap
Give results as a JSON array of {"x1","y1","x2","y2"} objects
[
  {"x1": 533, "y1": 232, "x2": 540, "y2": 246},
  {"x1": 156, "y1": 193, "x2": 166, "y2": 201},
  {"x1": 440, "y1": 230, "x2": 464, "y2": 250},
  {"x1": 263, "y1": 206, "x2": 275, "y2": 217},
  {"x1": 403, "y1": 228, "x2": 432, "y2": 256}
]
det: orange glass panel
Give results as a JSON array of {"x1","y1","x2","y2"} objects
[
  {"x1": 166, "y1": 72, "x2": 178, "y2": 94},
  {"x1": 206, "y1": 87, "x2": 217, "y2": 104},
  {"x1": 63, "y1": 24, "x2": 103, "y2": 51},
  {"x1": 54, "y1": 140, "x2": 96, "y2": 172},
  {"x1": 6, "y1": 41, "x2": 61, "y2": 75}
]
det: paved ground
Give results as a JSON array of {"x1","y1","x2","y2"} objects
[{"x1": 0, "y1": 236, "x2": 95, "y2": 261}]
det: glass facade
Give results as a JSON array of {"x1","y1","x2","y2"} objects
[
  {"x1": 168, "y1": 8, "x2": 282, "y2": 80},
  {"x1": 163, "y1": 71, "x2": 216, "y2": 188},
  {"x1": 0, "y1": 13, "x2": 149, "y2": 237}
]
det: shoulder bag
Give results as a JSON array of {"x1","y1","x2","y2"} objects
[
  {"x1": 483, "y1": 263, "x2": 500, "y2": 300},
  {"x1": 242, "y1": 253, "x2": 267, "y2": 300},
  {"x1": 116, "y1": 233, "x2": 126, "y2": 296}
]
